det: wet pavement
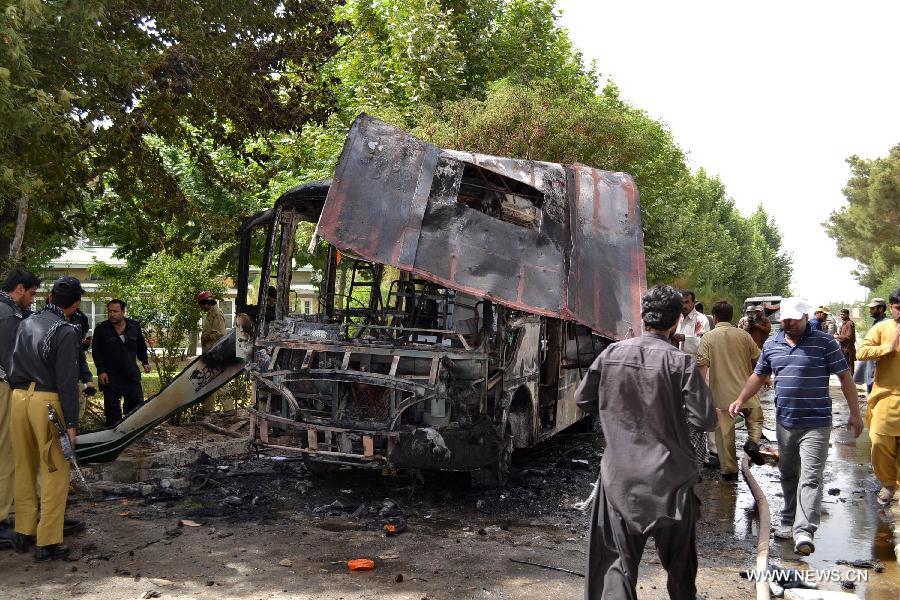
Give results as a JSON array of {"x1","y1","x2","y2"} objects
[{"x1": 720, "y1": 384, "x2": 899, "y2": 599}]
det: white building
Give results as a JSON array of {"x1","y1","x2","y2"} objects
[{"x1": 38, "y1": 244, "x2": 319, "y2": 332}]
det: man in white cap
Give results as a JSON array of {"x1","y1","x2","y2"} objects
[{"x1": 728, "y1": 297, "x2": 862, "y2": 556}]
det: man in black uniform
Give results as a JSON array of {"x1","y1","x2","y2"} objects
[
  {"x1": 8, "y1": 276, "x2": 84, "y2": 561},
  {"x1": 69, "y1": 307, "x2": 96, "y2": 417},
  {"x1": 91, "y1": 299, "x2": 151, "y2": 426},
  {"x1": 0, "y1": 268, "x2": 41, "y2": 548}
]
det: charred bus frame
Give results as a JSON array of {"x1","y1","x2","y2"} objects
[{"x1": 236, "y1": 114, "x2": 646, "y2": 483}]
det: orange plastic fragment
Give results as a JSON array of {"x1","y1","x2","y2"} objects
[
  {"x1": 347, "y1": 558, "x2": 375, "y2": 571},
  {"x1": 384, "y1": 524, "x2": 397, "y2": 534}
]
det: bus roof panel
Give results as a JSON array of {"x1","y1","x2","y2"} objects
[{"x1": 316, "y1": 114, "x2": 647, "y2": 339}]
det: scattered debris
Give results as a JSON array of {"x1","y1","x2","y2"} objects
[
  {"x1": 93, "y1": 482, "x2": 146, "y2": 498},
  {"x1": 827, "y1": 488, "x2": 841, "y2": 496},
  {"x1": 395, "y1": 573, "x2": 404, "y2": 583},
  {"x1": 160, "y1": 478, "x2": 190, "y2": 490},
  {"x1": 383, "y1": 519, "x2": 407, "y2": 536},
  {"x1": 222, "y1": 495, "x2": 243, "y2": 508},
  {"x1": 413, "y1": 428, "x2": 451, "y2": 459},
  {"x1": 348, "y1": 558, "x2": 376, "y2": 571},
  {"x1": 379, "y1": 498, "x2": 406, "y2": 518},
  {"x1": 140, "y1": 591, "x2": 161, "y2": 599},
  {"x1": 377, "y1": 553, "x2": 400, "y2": 560},
  {"x1": 179, "y1": 519, "x2": 202, "y2": 527},
  {"x1": 279, "y1": 559, "x2": 293, "y2": 568},
  {"x1": 199, "y1": 421, "x2": 246, "y2": 438},
  {"x1": 313, "y1": 500, "x2": 345, "y2": 514},
  {"x1": 509, "y1": 558, "x2": 584, "y2": 578},
  {"x1": 835, "y1": 559, "x2": 874, "y2": 569},
  {"x1": 227, "y1": 420, "x2": 249, "y2": 432}
]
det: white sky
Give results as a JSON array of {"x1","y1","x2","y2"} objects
[{"x1": 557, "y1": 0, "x2": 900, "y2": 304}]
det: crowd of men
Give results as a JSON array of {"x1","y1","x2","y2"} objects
[
  {"x1": 575, "y1": 285, "x2": 900, "y2": 599},
  {"x1": 0, "y1": 269, "x2": 231, "y2": 561}
]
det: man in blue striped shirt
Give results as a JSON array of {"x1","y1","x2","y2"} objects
[{"x1": 729, "y1": 297, "x2": 862, "y2": 556}]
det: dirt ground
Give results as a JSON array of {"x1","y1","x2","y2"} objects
[{"x1": 1, "y1": 391, "x2": 896, "y2": 600}]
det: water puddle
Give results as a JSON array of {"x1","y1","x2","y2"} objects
[{"x1": 721, "y1": 388, "x2": 898, "y2": 598}]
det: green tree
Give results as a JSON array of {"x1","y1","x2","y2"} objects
[
  {"x1": 416, "y1": 78, "x2": 689, "y2": 282},
  {"x1": 748, "y1": 205, "x2": 792, "y2": 296},
  {"x1": 826, "y1": 146, "x2": 900, "y2": 289},
  {"x1": 95, "y1": 248, "x2": 225, "y2": 389},
  {"x1": 81, "y1": 0, "x2": 600, "y2": 272},
  {"x1": 4, "y1": 0, "x2": 793, "y2": 311},
  {"x1": 0, "y1": 1, "x2": 93, "y2": 267},
  {"x1": 867, "y1": 266, "x2": 900, "y2": 308},
  {"x1": 416, "y1": 80, "x2": 792, "y2": 303},
  {"x1": 2, "y1": 0, "x2": 343, "y2": 266},
  {"x1": 671, "y1": 172, "x2": 791, "y2": 304},
  {"x1": 332, "y1": 0, "x2": 593, "y2": 121}
]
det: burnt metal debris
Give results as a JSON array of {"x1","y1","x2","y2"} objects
[{"x1": 235, "y1": 113, "x2": 647, "y2": 483}]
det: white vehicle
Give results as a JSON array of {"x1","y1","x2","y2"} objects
[{"x1": 743, "y1": 294, "x2": 782, "y2": 332}]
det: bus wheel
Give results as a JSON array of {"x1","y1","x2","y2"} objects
[{"x1": 471, "y1": 423, "x2": 513, "y2": 488}]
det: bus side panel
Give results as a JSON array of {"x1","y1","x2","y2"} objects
[{"x1": 565, "y1": 164, "x2": 645, "y2": 339}]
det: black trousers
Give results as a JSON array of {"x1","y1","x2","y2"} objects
[
  {"x1": 585, "y1": 481, "x2": 699, "y2": 600},
  {"x1": 103, "y1": 379, "x2": 144, "y2": 426}
]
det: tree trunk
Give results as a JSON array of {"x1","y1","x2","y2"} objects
[
  {"x1": 186, "y1": 329, "x2": 199, "y2": 357},
  {"x1": 8, "y1": 195, "x2": 29, "y2": 264}
]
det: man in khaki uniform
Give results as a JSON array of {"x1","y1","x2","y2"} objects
[
  {"x1": 697, "y1": 300, "x2": 763, "y2": 481},
  {"x1": 857, "y1": 289, "x2": 900, "y2": 505},
  {"x1": 9, "y1": 276, "x2": 83, "y2": 561},
  {"x1": 0, "y1": 268, "x2": 41, "y2": 548},
  {"x1": 197, "y1": 291, "x2": 232, "y2": 414}
]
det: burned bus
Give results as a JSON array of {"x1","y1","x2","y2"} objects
[{"x1": 235, "y1": 114, "x2": 646, "y2": 484}]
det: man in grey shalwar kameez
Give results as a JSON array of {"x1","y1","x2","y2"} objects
[{"x1": 575, "y1": 285, "x2": 718, "y2": 600}]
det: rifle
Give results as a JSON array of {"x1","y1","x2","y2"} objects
[{"x1": 47, "y1": 404, "x2": 92, "y2": 497}]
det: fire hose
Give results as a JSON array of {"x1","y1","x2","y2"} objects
[{"x1": 741, "y1": 453, "x2": 771, "y2": 600}]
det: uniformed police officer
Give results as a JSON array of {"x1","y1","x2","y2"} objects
[
  {"x1": 8, "y1": 276, "x2": 84, "y2": 561},
  {"x1": 197, "y1": 291, "x2": 233, "y2": 415},
  {"x1": 0, "y1": 268, "x2": 42, "y2": 548}
]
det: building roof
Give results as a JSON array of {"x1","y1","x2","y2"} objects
[{"x1": 47, "y1": 245, "x2": 126, "y2": 269}]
